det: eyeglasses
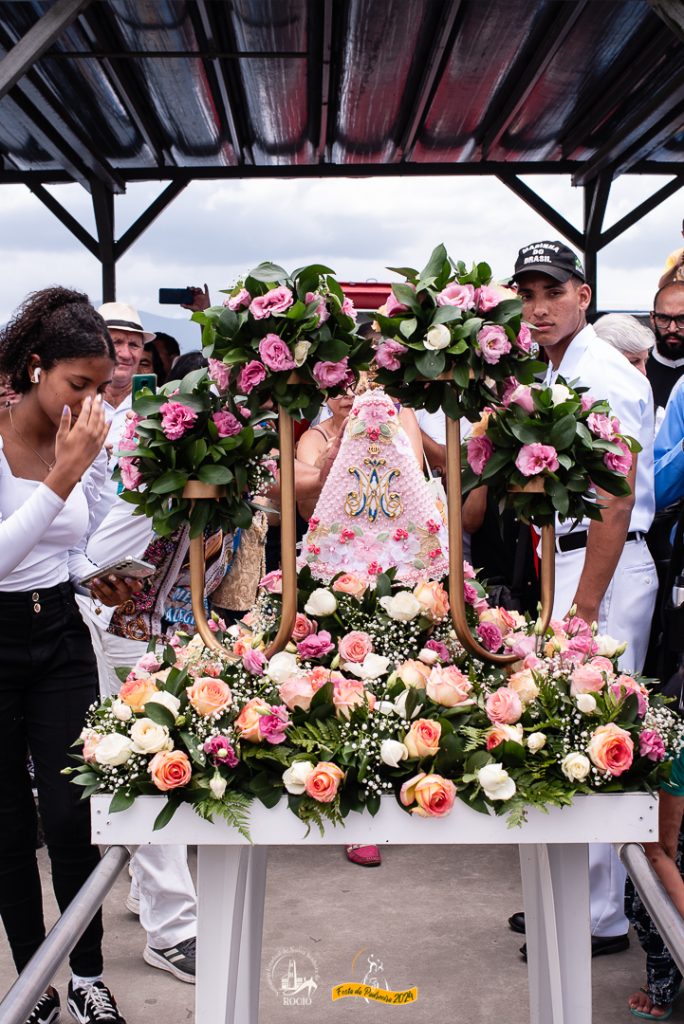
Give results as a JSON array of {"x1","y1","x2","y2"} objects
[{"x1": 652, "y1": 312, "x2": 684, "y2": 330}]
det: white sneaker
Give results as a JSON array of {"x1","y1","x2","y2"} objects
[{"x1": 125, "y1": 892, "x2": 139, "y2": 916}]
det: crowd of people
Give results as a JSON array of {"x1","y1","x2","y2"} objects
[{"x1": 1, "y1": 228, "x2": 684, "y2": 1023}]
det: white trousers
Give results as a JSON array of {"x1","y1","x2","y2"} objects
[
  {"x1": 552, "y1": 537, "x2": 657, "y2": 936},
  {"x1": 77, "y1": 601, "x2": 197, "y2": 948}
]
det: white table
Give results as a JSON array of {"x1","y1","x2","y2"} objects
[{"x1": 92, "y1": 792, "x2": 657, "y2": 1024}]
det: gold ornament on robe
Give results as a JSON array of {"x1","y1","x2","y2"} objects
[{"x1": 344, "y1": 457, "x2": 402, "y2": 521}]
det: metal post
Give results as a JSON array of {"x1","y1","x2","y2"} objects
[{"x1": 618, "y1": 842, "x2": 684, "y2": 978}]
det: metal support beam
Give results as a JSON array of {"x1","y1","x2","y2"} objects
[
  {"x1": 649, "y1": 0, "x2": 684, "y2": 41},
  {"x1": 496, "y1": 173, "x2": 584, "y2": 250},
  {"x1": 192, "y1": 1, "x2": 247, "y2": 165},
  {"x1": 316, "y1": 0, "x2": 334, "y2": 162},
  {"x1": 611, "y1": 102, "x2": 684, "y2": 178},
  {"x1": 28, "y1": 183, "x2": 99, "y2": 257},
  {"x1": 91, "y1": 180, "x2": 115, "y2": 301},
  {"x1": 584, "y1": 172, "x2": 611, "y2": 250},
  {"x1": 115, "y1": 178, "x2": 189, "y2": 259},
  {"x1": 0, "y1": 0, "x2": 91, "y2": 101},
  {"x1": 619, "y1": 842, "x2": 684, "y2": 977},
  {"x1": 598, "y1": 175, "x2": 684, "y2": 249}
]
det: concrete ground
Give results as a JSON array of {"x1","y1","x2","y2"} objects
[{"x1": 1, "y1": 843, "x2": 682, "y2": 1024}]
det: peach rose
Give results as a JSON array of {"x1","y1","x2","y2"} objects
[
  {"x1": 469, "y1": 410, "x2": 491, "y2": 437},
  {"x1": 426, "y1": 665, "x2": 474, "y2": 707},
  {"x1": 412, "y1": 580, "x2": 449, "y2": 621},
  {"x1": 235, "y1": 697, "x2": 270, "y2": 742},
  {"x1": 587, "y1": 723, "x2": 634, "y2": 776},
  {"x1": 486, "y1": 723, "x2": 524, "y2": 750},
  {"x1": 148, "y1": 749, "x2": 192, "y2": 792},
  {"x1": 338, "y1": 631, "x2": 373, "y2": 664},
  {"x1": 508, "y1": 668, "x2": 539, "y2": 706},
  {"x1": 118, "y1": 674, "x2": 159, "y2": 712},
  {"x1": 411, "y1": 773, "x2": 457, "y2": 817},
  {"x1": 400, "y1": 771, "x2": 426, "y2": 807},
  {"x1": 304, "y1": 761, "x2": 345, "y2": 803},
  {"x1": 485, "y1": 687, "x2": 523, "y2": 725},
  {"x1": 569, "y1": 664, "x2": 606, "y2": 696},
  {"x1": 395, "y1": 659, "x2": 431, "y2": 689},
  {"x1": 332, "y1": 573, "x2": 367, "y2": 598},
  {"x1": 232, "y1": 636, "x2": 252, "y2": 658},
  {"x1": 278, "y1": 674, "x2": 318, "y2": 711},
  {"x1": 332, "y1": 677, "x2": 374, "y2": 719},
  {"x1": 81, "y1": 729, "x2": 103, "y2": 764},
  {"x1": 186, "y1": 677, "x2": 232, "y2": 717},
  {"x1": 404, "y1": 719, "x2": 442, "y2": 759},
  {"x1": 291, "y1": 613, "x2": 317, "y2": 642},
  {"x1": 479, "y1": 606, "x2": 520, "y2": 637}
]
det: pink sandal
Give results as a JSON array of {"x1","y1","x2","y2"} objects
[{"x1": 346, "y1": 844, "x2": 382, "y2": 866}]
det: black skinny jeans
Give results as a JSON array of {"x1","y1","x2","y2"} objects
[{"x1": 0, "y1": 582, "x2": 103, "y2": 977}]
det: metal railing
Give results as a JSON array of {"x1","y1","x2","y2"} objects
[
  {"x1": 618, "y1": 842, "x2": 684, "y2": 976},
  {"x1": 0, "y1": 845, "x2": 130, "y2": 1024}
]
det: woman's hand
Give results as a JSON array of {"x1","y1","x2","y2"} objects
[
  {"x1": 89, "y1": 574, "x2": 144, "y2": 607},
  {"x1": 48, "y1": 396, "x2": 109, "y2": 498}
]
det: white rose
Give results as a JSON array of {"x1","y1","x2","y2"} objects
[
  {"x1": 561, "y1": 752, "x2": 591, "y2": 781},
  {"x1": 374, "y1": 700, "x2": 397, "y2": 716},
  {"x1": 379, "y1": 591, "x2": 422, "y2": 622},
  {"x1": 344, "y1": 653, "x2": 391, "y2": 681},
  {"x1": 576, "y1": 693, "x2": 597, "y2": 714},
  {"x1": 380, "y1": 739, "x2": 409, "y2": 767},
  {"x1": 527, "y1": 732, "x2": 547, "y2": 753},
  {"x1": 392, "y1": 689, "x2": 421, "y2": 720},
  {"x1": 146, "y1": 691, "x2": 181, "y2": 718},
  {"x1": 130, "y1": 718, "x2": 170, "y2": 755},
  {"x1": 282, "y1": 761, "x2": 315, "y2": 795},
  {"x1": 94, "y1": 733, "x2": 134, "y2": 766},
  {"x1": 293, "y1": 340, "x2": 312, "y2": 367},
  {"x1": 424, "y1": 324, "x2": 451, "y2": 350},
  {"x1": 478, "y1": 763, "x2": 516, "y2": 801},
  {"x1": 111, "y1": 699, "x2": 133, "y2": 722},
  {"x1": 209, "y1": 774, "x2": 227, "y2": 800},
  {"x1": 266, "y1": 651, "x2": 300, "y2": 684},
  {"x1": 304, "y1": 588, "x2": 337, "y2": 617},
  {"x1": 418, "y1": 648, "x2": 440, "y2": 665},
  {"x1": 594, "y1": 634, "x2": 626, "y2": 658},
  {"x1": 549, "y1": 383, "x2": 572, "y2": 406}
]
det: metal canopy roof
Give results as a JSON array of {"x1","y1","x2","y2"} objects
[{"x1": 0, "y1": 0, "x2": 683, "y2": 299}]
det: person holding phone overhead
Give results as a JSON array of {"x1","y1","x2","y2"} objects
[{"x1": 0, "y1": 287, "x2": 138, "y2": 1024}]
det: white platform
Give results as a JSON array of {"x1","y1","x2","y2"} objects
[{"x1": 91, "y1": 793, "x2": 658, "y2": 1024}]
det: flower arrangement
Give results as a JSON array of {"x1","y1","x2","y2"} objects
[
  {"x1": 68, "y1": 565, "x2": 681, "y2": 834},
  {"x1": 461, "y1": 377, "x2": 640, "y2": 526},
  {"x1": 191, "y1": 261, "x2": 372, "y2": 420},
  {"x1": 371, "y1": 244, "x2": 545, "y2": 420},
  {"x1": 115, "y1": 368, "x2": 277, "y2": 537}
]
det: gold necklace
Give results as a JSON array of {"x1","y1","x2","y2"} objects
[{"x1": 8, "y1": 407, "x2": 55, "y2": 471}]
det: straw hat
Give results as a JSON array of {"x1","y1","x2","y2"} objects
[{"x1": 97, "y1": 301, "x2": 156, "y2": 343}]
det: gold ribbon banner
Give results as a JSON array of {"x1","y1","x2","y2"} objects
[{"x1": 331, "y1": 983, "x2": 418, "y2": 1005}]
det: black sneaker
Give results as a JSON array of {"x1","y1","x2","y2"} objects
[
  {"x1": 66, "y1": 981, "x2": 126, "y2": 1023},
  {"x1": 143, "y1": 936, "x2": 196, "y2": 983},
  {"x1": 25, "y1": 987, "x2": 60, "y2": 1024}
]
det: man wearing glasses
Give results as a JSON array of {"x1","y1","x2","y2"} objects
[
  {"x1": 653, "y1": 286, "x2": 684, "y2": 510},
  {"x1": 647, "y1": 282, "x2": 684, "y2": 426}
]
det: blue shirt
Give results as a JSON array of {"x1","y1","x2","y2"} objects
[{"x1": 654, "y1": 376, "x2": 684, "y2": 509}]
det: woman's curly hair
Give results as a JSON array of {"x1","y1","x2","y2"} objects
[{"x1": 0, "y1": 286, "x2": 115, "y2": 393}]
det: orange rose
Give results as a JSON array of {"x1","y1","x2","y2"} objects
[
  {"x1": 186, "y1": 677, "x2": 232, "y2": 717},
  {"x1": 470, "y1": 411, "x2": 491, "y2": 438},
  {"x1": 412, "y1": 580, "x2": 449, "y2": 621},
  {"x1": 412, "y1": 773, "x2": 457, "y2": 817},
  {"x1": 118, "y1": 675, "x2": 159, "y2": 712},
  {"x1": 332, "y1": 573, "x2": 367, "y2": 598},
  {"x1": 404, "y1": 719, "x2": 441, "y2": 759},
  {"x1": 587, "y1": 723, "x2": 634, "y2": 776},
  {"x1": 148, "y1": 750, "x2": 192, "y2": 792},
  {"x1": 235, "y1": 697, "x2": 270, "y2": 742},
  {"x1": 304, "y1": 761, "x2": 345, "y2": 803}
]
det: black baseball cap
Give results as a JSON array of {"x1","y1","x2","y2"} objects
[{"x1": 512, "y1": 240, "x2": 586, "y2": 283}]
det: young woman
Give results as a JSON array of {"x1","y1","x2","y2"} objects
[{"x1": 0, "y1": 287, "x2": 133, "y2": 1024}]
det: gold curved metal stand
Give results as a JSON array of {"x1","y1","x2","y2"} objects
[
  {"x1": 445, "y1": 416, "x2": 555, "y2": 665},
  {"x1": 183, "y1": 481, "x2": 227, "y2": 653},
  {"x1": 264, "y1": 407, "x2": 298, "y2": 658}
]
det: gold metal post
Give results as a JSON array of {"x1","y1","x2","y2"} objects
[
  {"x1": 183, "y1": 482, "x2": 227, "y2": 653},
  {"x1": 265, "y1": 407, "x2": 298, "y2": 658}
]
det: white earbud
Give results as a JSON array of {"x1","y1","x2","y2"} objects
[{"x1": 31, "y1": 367, "x2": 41, "y2": 384}]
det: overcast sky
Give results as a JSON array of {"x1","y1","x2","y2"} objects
[{"x1": 0, "y1": 171, "x2": 680, "y2": 339}]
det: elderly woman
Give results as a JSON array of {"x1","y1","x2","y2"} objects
[{"x1": 593, "y1": 313, "x2": 654, "y2": 377}]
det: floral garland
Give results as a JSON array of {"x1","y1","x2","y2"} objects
[
  {"x1": 462, "y1": 377, "x2": 640, "y2": 526},
  {"x1": 192, "y1": 261, "x2": 372, "y2": 420},
  {"x1": 115, "y1": 370, "x2": 276, "y2": 538},
  {"x1": 68, "y1": 565, "x2": 682, "y2": 834},
  {"x1": 371, "y1": 244, "x2": 545, "y2": 420}
]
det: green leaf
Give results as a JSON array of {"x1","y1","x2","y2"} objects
[
  {"x1": 153, "y1": 797, "x2": 181, "y2": 831},
  {"x1": 431, "y1": 305, "x2": 463, "y2": 325},
  {"x1": 197, "y1": 464, "x2": 234, "y2": 485},
  {"x1": 374, "y1": 572, "x2": 392, "y2": 598},
  {"x1": 418, "y1": 243, "x2": 448, "y2": 286},
  {"x1": 132, "y1": 395, "x2": 164, "y2": 416},
  {"x1": 415, "y1": 349, "x2": 446, "y2": 379},
  {"x1": 144, "y1": 701, "x2": 176, "y2": 729},
  {"x1": 150, "y1": 470, "x2": 189, "y2": 494},
  {"x1": 399, "y1": 317, "x2": 418, "y2": 340},
  {"x1": 549, "y1": 414, "x2": 579, "y2": 451},
  {"x1": 386, "y1": 264, "x2": 418, "y2": 282},
  {"x1": 179, "y1": 367, "x2": 209, "y2": 392},
  {"x1": 109, "y1": 790, "x2": 135, "y2": 813},
  {"x1": 247, "y1": 261, "x2": 289, "y2": 283}
]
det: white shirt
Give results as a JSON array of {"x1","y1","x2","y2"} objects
[
  {"x1": 415, "y1": 409, "x2": 446, "y2": 446},
  {"x1": 544, "y1": 324, "x2": 654, "y2": 536}
]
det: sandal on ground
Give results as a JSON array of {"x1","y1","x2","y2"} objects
[
  {"x1": 345, "y1": 844, "x2": 381, "y2": 866},
  {"x1": 629, "y1": 987, "x2": 673, "y2": 1020}
]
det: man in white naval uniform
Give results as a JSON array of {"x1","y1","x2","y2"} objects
[{"x1": 507, "y1": 240, "x2": 657, "y2": 956}]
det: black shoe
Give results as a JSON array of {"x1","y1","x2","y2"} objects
[
  {"x1": 25, "y1": 987, "x2": 60, "y2": 1024},
  {"x1": 520, "y1": 933, "x2": 629, "y2": 961},
  {"x1": 508, "y1": 911, "x2": 525, "y2": 934},
  {"x1": 67, "y1": 980, "x2": 126, "y2": 1023},
  {"x1": 143, "y1": 936, "x2": 196, "y2": 983}
]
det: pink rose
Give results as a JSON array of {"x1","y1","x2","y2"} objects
[
  {"x1": 603, "y1": 440, "x2": 632, "y2": 474},
  {"x1": 609, "y1": 674, "x2": 648, "y2": 717},
  {"x1": 375, "y1": 339, "x2": 408, "y2": 371},
  {"x1": 404, "y1": 719, "x2": 441, "y2": 759},
  {"x1": 426, "y1": 665, "x2": 474, "y2": 707},
  {"x1": 332, "y1": 677, "x2": 372, "y2": 719},
  {"x1": 259, "y1": 569, "x2": 282, "y2": 593},
  {"x1": 312, "y1": 357, "x2": 350, "y2": 388},
  {"x1": 237, "y1": 360, "x2": 267, "y2": 394},
  {"x1": 305, "y1": 292, "x2": 330, "y2": 325},
  {"x1": 118, "y1": 413, "x2": 141, "y2": 452},
  {"x1": 291, "y1": 613, "x2": 317, "y2": 642},
  {"x1": 639, "y1": 729, "x2": 666, "y2": 762},
  {"x1": 297, "y1": 630, "x2": 334, "y2": 660},
  {"x1": 515, "y1": 443, "x2": 559, "y2": 476},
  {"x1": 119, "y1": 456, "x2": 143, "y2": 490},
  {"x1": 249, "y1": 286, "x2": 293, "y2": 320},
  {"x1": 587, "y1": 722, "x2": 634, "y2": 776},
  {"x1": 476, "y1": 284, "x2": 516, "y2": 311},
  {"x1": 587, "y1": 655, "x2": 614, "y2": 677},
  {"x1": 208, "y1": 358, "x2": 231, "y2": 391},
  {"x1": 516, "y1": 323, "x2": 533, "y2": 352},
  {"x1": 258, "y1": 705, "x2": 291, "y2": 745},
  {"x1": 485, "y1": 687, "x2": 523, "y2": 725},
  {"x1": 81, "y1": 729, "x2": 102, "y2": 764},
  {"x1": 305, "y1": 761, "x2": 344, "y2": 803},
  {"x1": 436, "y1": 283, "x2": 475, "y2": 309},
  {"x1": 476, "y1": 325, "x2": 512, "y2": 365},
  {"x1": 338, "y1": 631, "x2": 373, "y2": 664},
  {"x1": 424, "y1": 638, "x2": 451, "y2": 663},
  {"x1": 463, "y1": 581, "x2": 479, "y2": 605},
  {"x1": 406, "y1": 773, "x2": 457, "y2": 817},
  {"x1": 159, "y1": 400, "x2": 198, "y2": 440},
  {"x1": 385, "y1": 290, "x2": 412, "y2": 316},
  {"x1": 258, "y1": 333, "x2": 296, "y2": 372},
  {"x1": 341, "y1": 296, "x2": 357, "y2": 321},
  {"x1": 279, "y1": 674, "x2": 318, "y2": 711},
  {"x1": 235, "y1": 697, "x2": 271, "y2": 742},
  {"x1": 587, "y1": 412, "x2": 614, "y2": 440},
  {"x1": 212, "y1": 410, "x2": 242, "y2": 437},
  {"x1": 332, "y1": 573, "x2": 367, "y2": 598},
  {"x1": 467, "y1": 435, "x2": 494, "y2": 475},
  {"x1": 477, "y1": 621, "x2": 503, "y2": 652},
  {"x1": 242, "y1": 648, "x2": 266, "y2": 676},
  {"x1": 226, "y1": 287, "x2": 250, "y2": 311},
  {"x1": 570, "y1": 664, "x2": 606, "y2": 696},
  {"x1": 509, "y1": 384, "x2": 535, "y2": 414}
]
